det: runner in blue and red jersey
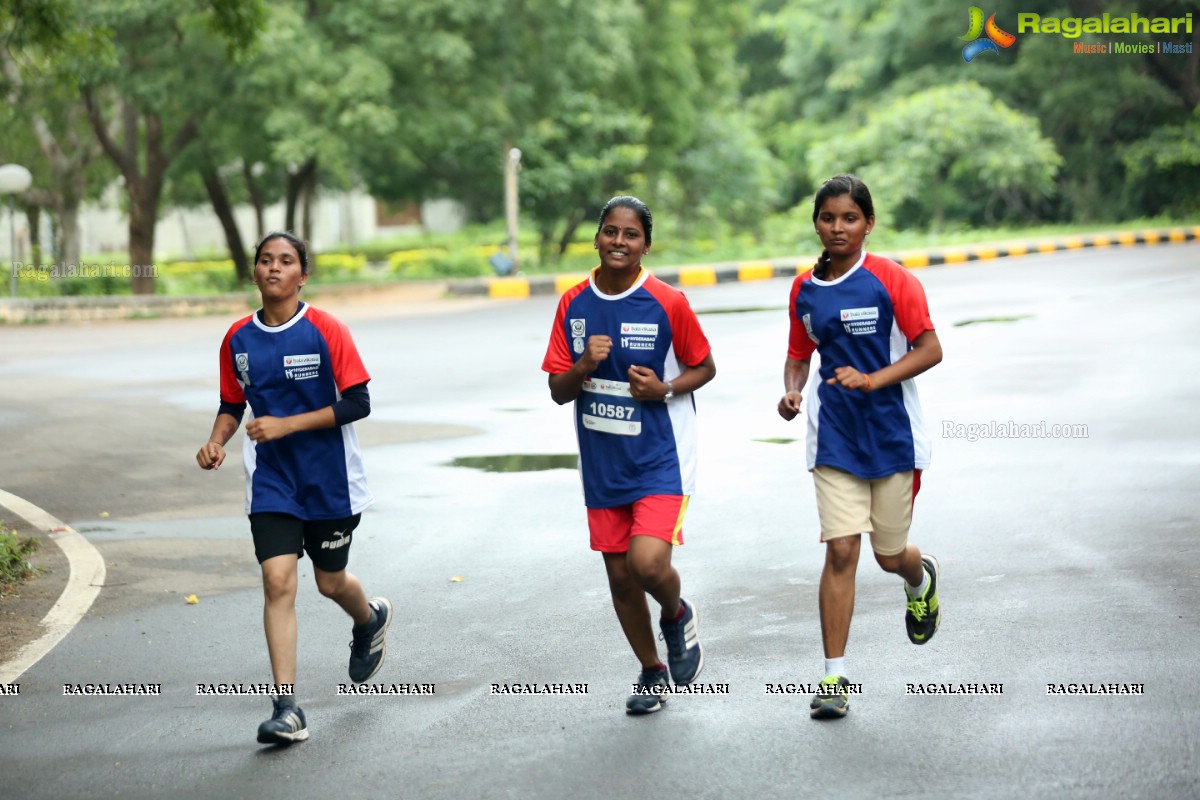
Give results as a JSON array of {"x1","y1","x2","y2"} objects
[
  {"x1": 543, "y1": 196, "x2": 716, "y2": 714},
  {"x1": 778, "y1": 176, "x2": 944, "y2": 720},
  {"x1": 196, "y1": 232, "x2": 391, "y2": 745}
]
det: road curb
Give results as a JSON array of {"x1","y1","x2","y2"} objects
[
  {"x1": 0, "y1": 490, "x2": 106, "y2": 683},
  {"x1": 447, "y1": 225, "x2": 1200, "y2": 300}
]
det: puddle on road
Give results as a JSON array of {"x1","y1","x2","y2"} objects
[
  {"x1": 753, "y1": 437, "x2": 798, "y2": 445},
  {"x1": 953, "y1": 314, "x2": 1034, "y2": 327},
  {"x1": 446, "y1": 454, "x2": 579, "y2": 473}
]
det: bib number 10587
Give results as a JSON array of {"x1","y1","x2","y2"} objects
[
  {"x1": 587, "y1": 401, "x2": 633, "y2": 420},
  {"x1": 580, "y1": 378, "x2": 642, "y2": 436}
]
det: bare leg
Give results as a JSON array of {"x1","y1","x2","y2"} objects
[
  {"x1": 818, "y1": 535, "x2": 861, "y2": 659},
  {"x1": 261, "y1": 555, "x2": 300, "y2": 686},
  {"x1": 874, "y1": 543, "x2": 926, "y2": 586},
  {"x1": 313, "y1": 567, "x2": 372, "y2": 625},
  {"x1": 626, "y1": 535, "x2": 681, "y2": 621},
  {"x1": 602, "y1": 552, "x2": 661, "y2": 669}
]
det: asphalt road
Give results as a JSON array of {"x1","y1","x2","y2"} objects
[{"x1": 1, "y1": 244, "x2": 1198, "y2": 800}]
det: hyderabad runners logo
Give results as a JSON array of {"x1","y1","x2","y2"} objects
[{"x1": 960, "y1": 7, "x2": 1016, "y2": 62}]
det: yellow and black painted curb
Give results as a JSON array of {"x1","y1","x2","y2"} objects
[{"x1": 448, "y1": 225, "x2": 1200, "y2": 300}]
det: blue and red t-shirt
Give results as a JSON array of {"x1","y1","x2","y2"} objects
[
  {"x1": 543, "y1": 268, "x2": 712, "y2": 508},
  {"x1": 787, "y1": 252, "x2": 935, "y2": 479},
  {"x1": 219, "y1": 302, "x2": 373, "y2": 519}
]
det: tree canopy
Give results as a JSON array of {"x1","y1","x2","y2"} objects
[{"x1": 1, "y1": 0, "x2": 1195, "y2": 289}]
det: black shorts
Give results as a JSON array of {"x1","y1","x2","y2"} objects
[{"x1": 249, "y1": 512, "x2": 362, "y2": 572}]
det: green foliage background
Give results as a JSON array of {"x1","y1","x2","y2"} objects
[{"x1": 1, "y1": 0, "x2": 1196, "y2": 293}]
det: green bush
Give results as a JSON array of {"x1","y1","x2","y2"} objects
[{"x1": 0, "y1": 525, "x2": 40, "y2": 590}]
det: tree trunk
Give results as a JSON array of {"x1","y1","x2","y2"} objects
[
  {"x1": 83, "y1": 93, "x2": 200, "y2": 295},
  {"x1": 554, "y1": 207, "x2": 587, "y2": 263},
  {"x1": 24, "y1": 204, "x2": 42, "y2": 270},
  {"x1": 127, "y1": 178, "x2": 160, "y2": 295},
  {"x1": 201, "y1": 162, "x2": 250, "y2": 283},
  {"x1": 57, "y1": 203, "x2": 81, "y2": 268},
  {"x1": 301, "y1": 177, "x2": 315, "y2": 247},
  {"x1": 285, "y1": 157, "x2": 317, "y2": 233},
  {"x1": 243, "y1": 160, "x2": 265, "y2": 242}
]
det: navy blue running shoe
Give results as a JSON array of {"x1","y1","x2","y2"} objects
[
  {"x1": 626, "y1": 665, "x2": 670, "y2": 715},
  {"x1": 349, "y1": 597, "x2": 392, "y2": 683},
  {"x1": 257, "y1": 696, "x2": 308, "y2": 744},
  {"x1": 659, "y1": 598, "x2": 704, "y2": 686}
]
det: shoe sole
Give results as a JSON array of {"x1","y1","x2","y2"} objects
[
  {"x1": 356, "y1": 597, "x2": 393, "y2": 683},
  {"x1": 257, "y1": 728, "x2": 310, "y2": 745},
  {"x1": 810, "y1": 701, "x2": 848, "y2": 720},
  {"x1": 913, "y1": 555, "x2": 940, "y2": 645},
  {"x1": 670, "y1": 599, "x2": 705, "y2": 686}
]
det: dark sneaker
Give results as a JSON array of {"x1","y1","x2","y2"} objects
[
  {"x1": 626, "y1": 665, "x2": 670, "y2": 715},
  {"x1": 348, "y1": 597, "x2": 392, "y2": 683},
  {"x1": 810, "y1": 675, "x2": 850, "y2": 719},
  {"x1": 659, "y1": 598, "x2": 704, "y2": 685},
  {"x1": 257, "y1": 696, "x2": 308, "y2": 744},
  {"x1": 905, "y1": 555, "x2": 941, "y2": 645}
]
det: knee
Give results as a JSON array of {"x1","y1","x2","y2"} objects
[
  {"x1": 825, "y1": 537, "x2": 860, "y2": 572},
  {"x1": 873, "y1": 550, "x2": 904, "y2": 573},
  {"x1": 262, "y1": 569, "x2": 297, "y2": 602},
  {"x1": 627, "y1": 551, "x2": 670, "y2": 588},
  {"x1": 315, "y1": 571, "x2": 346, "y2": 599}
]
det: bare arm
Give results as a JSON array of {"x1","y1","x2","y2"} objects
[
  {"x1": 778, "y1": 357, "x2": 811, "y2": 421},
  {"x1": 196, "y1": 412, "x2": 241, "y2": 470}
]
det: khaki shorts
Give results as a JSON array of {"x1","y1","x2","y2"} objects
[{"x1": 813, "y1": 466, "x2": 918, "y2": 556}]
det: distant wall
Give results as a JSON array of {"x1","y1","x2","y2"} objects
[{"x1": 1, "y1": 188, "x2": 467, "y2": 263}]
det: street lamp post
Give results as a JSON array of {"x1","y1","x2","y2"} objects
[
  {"x1": 0, "y1": 164, "x2": 33, "y2": 299},
  {"x1": 504, "y1": 146, "x2": 522, "y2": 274}
]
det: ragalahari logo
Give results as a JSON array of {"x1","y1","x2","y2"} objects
[{"x1": 961, "y1": 7, "x2": 1016, "y2": 61}]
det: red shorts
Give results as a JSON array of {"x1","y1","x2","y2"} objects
[{"x1": 587, "y1": 495, "x2": 689, "y2": 553}]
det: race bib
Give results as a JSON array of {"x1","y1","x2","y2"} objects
[{"x1": 580, "y1": 378, "x2": 641, "y2": 436}]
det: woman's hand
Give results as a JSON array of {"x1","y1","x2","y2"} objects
[
  {"x1": 778, "y1": 390, "x2": 803, "y2": 421},
  {"x1": 196, "y1": 441, "x2": 226, "y2": 470},
  {"x1": 246, "y1": 416, "x2": 293, "y2": 443}
]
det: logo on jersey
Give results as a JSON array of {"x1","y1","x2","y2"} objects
[
  {"x1": 570, "y1": 318, "x2": 587, "y2": 356},
  {"x1": 802, "y1": 314, "x2": 819, "y2": 345},
  {"x1": 840, "y1": 307, "x2": 879, "y2": 335},
  {"x1": 620, "y1": 322, "x2": 658, "y2": 351},
  {"x1": 235, "y1": 352, "x2": 252, "y2": 386},
  {"x1": 283, "y1": 353, "x2": 321, "y2": 381}
]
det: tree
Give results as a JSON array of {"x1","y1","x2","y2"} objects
[
  {"x1": 77, "y1": 2, "x2": 234, "y2": 291},
  {"x1": 807, "y1": 82, "x2": 1062, "y2": 230},
  {"x1": 1, "y1": 2, "x2": 114, "y2": 268}
]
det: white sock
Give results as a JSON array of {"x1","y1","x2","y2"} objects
[
  {"x1": 824, "y1": 657, "x2": 845, "y2": 678},
  {"x1": 906, "y1": 569, "x2": 930, "y2": 599}
]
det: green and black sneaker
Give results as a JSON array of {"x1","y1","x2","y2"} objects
[
  {"x1": 810, "y1": 675, "x2": 851, "y2": 719},
  {"x1": 905, "y1": 554, "x2": 941, "y2": 645}
]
